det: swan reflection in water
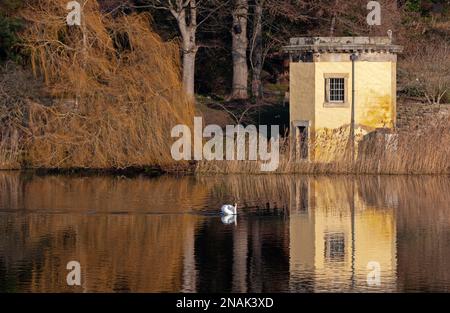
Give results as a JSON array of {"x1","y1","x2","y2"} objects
[
  {"x1": 221, "y1": 214, "x2": 237, "y2": 225},
  {"x1": 220, "y1": 203, "x2": 238, "y2": 225}
]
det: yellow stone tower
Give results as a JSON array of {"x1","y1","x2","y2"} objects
[{"x1": 284, "y1": 37, "x2": 403, "y2": 161}]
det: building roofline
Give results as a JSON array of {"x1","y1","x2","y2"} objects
[{"x1": 283, "y1": 36, "x2": 403, "y2": 54}]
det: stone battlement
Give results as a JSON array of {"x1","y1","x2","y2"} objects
[{"x1": 284, "y1": 36, "x2": 403, "y2": 54}]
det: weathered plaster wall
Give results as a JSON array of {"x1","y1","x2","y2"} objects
[
  {"x1": 354, "y1": 62, "x2": 395, "y2": 129},
  {"x1": 289, "y1": 60, "x2": 396, "y2": 161},
  {"x1": 314, "y1": 62, "x2": 352, "y2": 130},
  {"x1": 290, "y1": 62, "x2": 315, "y2": 127},
  {"x1": 314, "y1": 61, "x2": 395, "y2": 130},
  {"x1": 290, "y1": 61, "x2": 395, "y2": 130}
]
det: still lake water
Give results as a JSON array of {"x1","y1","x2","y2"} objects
[{"x1": 0, "y1": 172, "x2": 449, "y2": 292}]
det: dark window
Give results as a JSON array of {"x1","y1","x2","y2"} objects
[
  {"x1": 326, "y1": 78, "x2": 345, "y2": 102},
  {"x1": 324, "y1": 232, "x2": 345, "y2": 262}
]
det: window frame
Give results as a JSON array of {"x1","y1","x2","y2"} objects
[
  {"x1": 323, "y1": 73, "x2": 349, "y2": 108},
  {"x1": 324, "y1": 232, "x2": 346, "y2": 263}
]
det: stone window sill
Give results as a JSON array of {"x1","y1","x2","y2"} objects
[{"x1": 323, "y1": 102, "x2": 349, "y2": 108}]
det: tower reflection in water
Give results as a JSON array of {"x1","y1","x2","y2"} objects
[
  {"x1": 192, "y1": 176, "x2": 397, "y2": 292},
  {"x1": 0, "y1": 173, "x2": 449, "y2": 292}
]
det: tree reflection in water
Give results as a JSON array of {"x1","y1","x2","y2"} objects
[{"x1": 0, "y1": 172, "x2": 449, "y2": 292}]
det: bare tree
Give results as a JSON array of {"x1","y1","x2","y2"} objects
[
  {"x1": 402, "y1": 43, "x2": 450, "y2": 105},
  {"x1": 315, "y1": 0, "x2": 402, "y2": 37},
  {"x1": 231, "y1": 0, "x2": 249, "y2": 99},
  {"x1": 250, "y1": 0, "x2": 264, "y2": 99},
  {"x1": 139, "y1": 0, "x2": 228, "y2": 97},
  {"x1": 249, "y1": 0, "x2": 309, "y2": 100},
  {"x1": 169, "y1": 0, "x2": 197, "y2": 97}
]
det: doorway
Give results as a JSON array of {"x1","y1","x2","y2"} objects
[{"x1": 296, "y1": 126, "x2": 309, "y2": 160}]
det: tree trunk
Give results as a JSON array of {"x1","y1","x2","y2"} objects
[
  {"x1": 251, "y1": 0, "x2": 263, "y2": 99},
  {"x1": 329, "y1": 0, "x2": 338, "y2": 36},
  {"x1": 181, "y1": 32, "x2": 197, "y2": 97},
  {"x1": 329, "y1": 15, "x2": 336, "y2": 36},
  {"x1": 171, "y1": 0, "x2": 198, "y2": 98},
  {"x1": 231, "y1": 0, "x2": 249, "y2": 99}
]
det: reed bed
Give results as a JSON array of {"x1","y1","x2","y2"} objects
[
  {"x1": 196, "y1": 112, "x2": 450, "y2": 175},
  {"x1": 0, "y1": 131, "x2": 21, "y2": 169}
]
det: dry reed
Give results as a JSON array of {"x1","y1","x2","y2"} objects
[
  {"x1": 0, "y1": 63, "x2": 30, "y2": 170},
  {"x1": 1, "y1": 0, "x2": 194, "y2": 170},
  {"x1": 196, "y1": 112, "x2": 450, "y2": 175},
  {"x1": 0, "y1": 130, "x2": 21, "y2": 169}
]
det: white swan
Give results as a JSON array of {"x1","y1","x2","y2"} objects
[{"x1": 220, "y1": 203, "x2": 237, "y2": 215}]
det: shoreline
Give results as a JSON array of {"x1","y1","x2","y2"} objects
[{"x1": 1, "y1": 165, "x2": 448, "y2": 177}]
